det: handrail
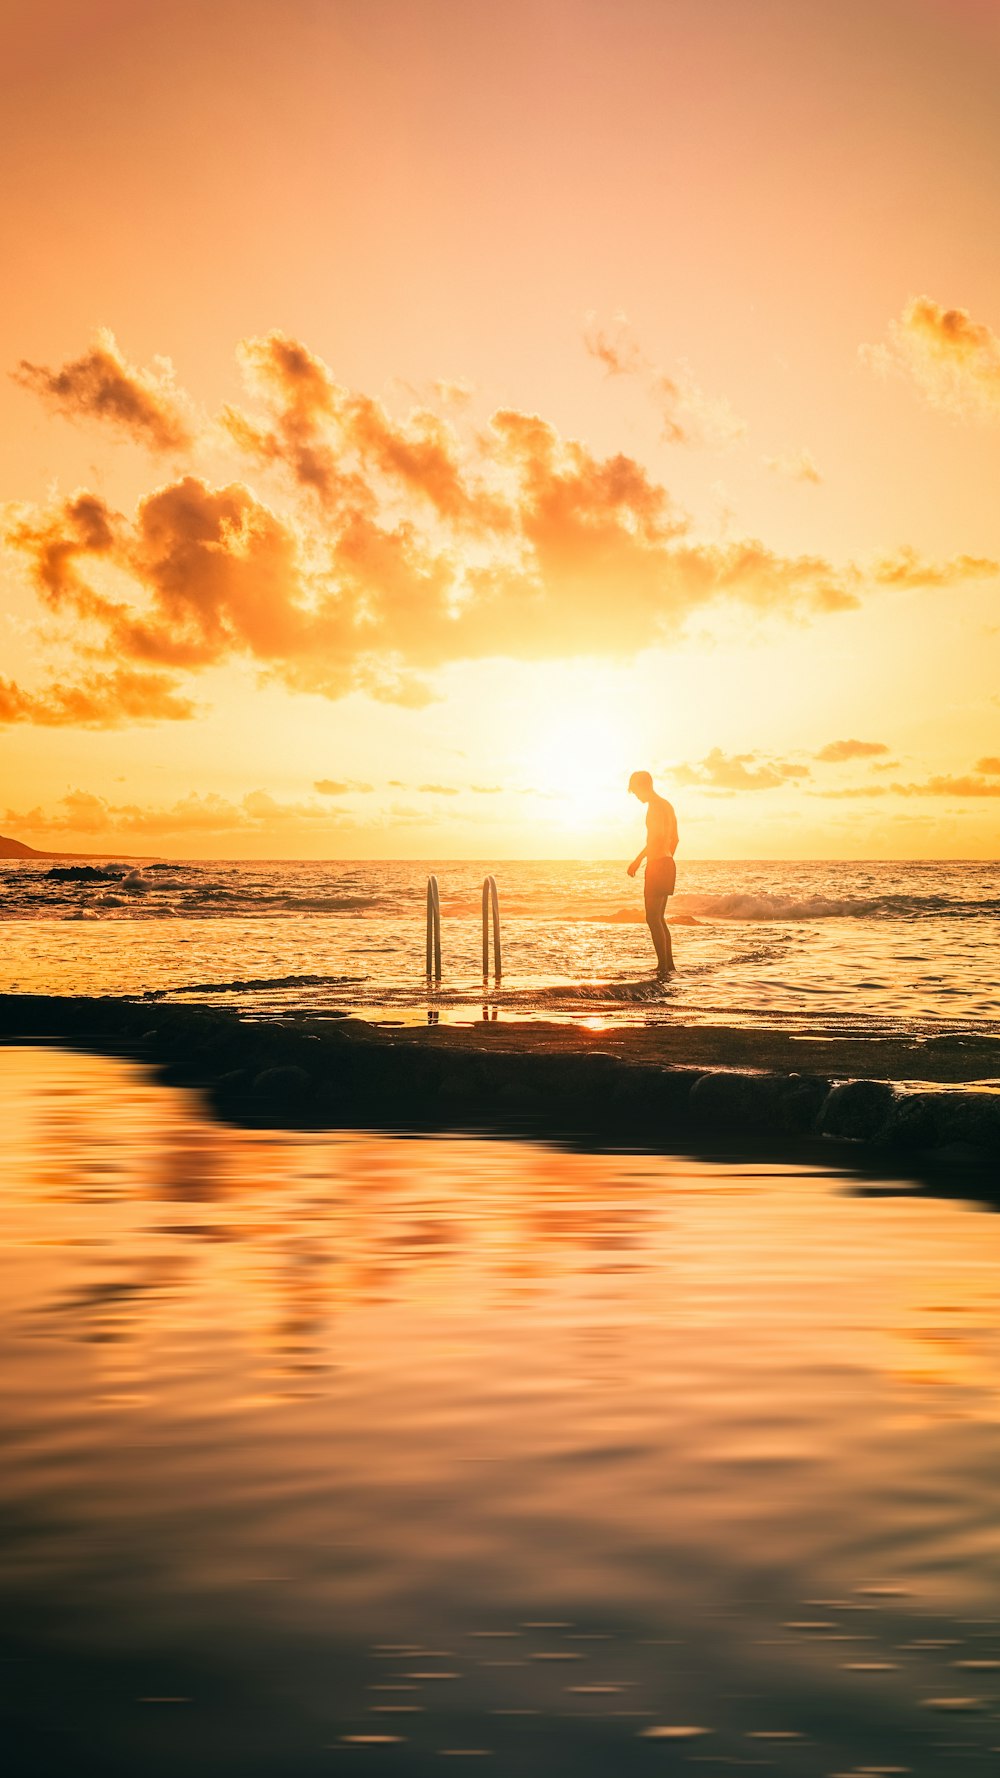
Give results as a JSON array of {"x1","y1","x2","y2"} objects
[
  {"x1": 426, "y1": 874, "x2": 441, "y2": 980},
  {"x1": 482, "y1": 874, "x2": 502, "y2": 981}
]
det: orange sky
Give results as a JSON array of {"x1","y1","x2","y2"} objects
[{"x1": 2, "y1": 0, "x2": 999, "y2": 858}]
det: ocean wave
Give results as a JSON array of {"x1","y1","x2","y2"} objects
[
  {"x1": 673, "y1": 891, "x2": 1000, "y2": 921},
  {"x1": 2, "y1": 863, "x2": 997, "y2": 926},
  {"x1": 146, "y1": 970, "x2": 370, "y2": 997}
]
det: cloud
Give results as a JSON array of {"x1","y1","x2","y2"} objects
[
  {"x1": 5, "y1": 786, "x2": 351, "y2": 839},
  {"x1": 7, "y1": 490, "x2": 122, "y2": 618},
  {"x1": 584, "y1": 315, "x2": 747, "y2": 448},
  {"x1": 872, "y1": 546, "x2": 998, "y2": 588},
  {"x1": 13, "y1": 329, "x2": 194, "y2": 451},
  {"x1": 223, "y1": 330, "x2": 506, "y2": 527},
  {"x1": 671, "y1": 748, "x2": 809, "y2": 792},
  {"x1": 314, "y1": 778, "x2": 373, "y2": 794},
  {"x1": 654, "y1": 368, "x2": 747, "y2": 450},
  {"x1": 862, "y1": 296, "x2": 1000, "y2": 422},
  {"x1": 815, "y1": 769, "x2": 1000, "y2": 800},
  {"x1": 433, "y1": 378, "x2": 475, "y2": 408},
  {"x1": 418, "y1": 782, "x2": 460, "y2": 795},
  {"x1": 976, "y1": 756, "x2": 1000, "y2": 774},
  {"x1": 8, "y1": 327, "x2": 996, "y2": 728},
  {"x1": 0, "y1": 667, "x2": 195, "y2": 727},
  {"x1": 815, "y1": 738, "x2": 890, "y2": 763},
  {"x1": 582, "y1": 315, "x2": 646, "y2": 379},
  {"x1": 764, "y1": 449, "x2": 822, "y2": 484},
  {"x1": 889, "y1": 773, "x2": 1000, "y2": 798},
  {"x1": 812, "y1": 785, "x2": 890, "y2": 799}
]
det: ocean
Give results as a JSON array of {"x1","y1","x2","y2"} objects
[{"x1": 2, "y1": 857, "x2": 998, "y2": 1036}]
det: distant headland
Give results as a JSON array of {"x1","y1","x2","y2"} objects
[{"x1": 0, "y1": 834, "x2": 158, "y2": 861}]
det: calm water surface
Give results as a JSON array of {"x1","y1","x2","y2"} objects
[{"x1": 2, "y1": 1048, "x2": 1000, "y2": 1776}]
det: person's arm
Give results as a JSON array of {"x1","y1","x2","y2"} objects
[{"x1": 627, "y1": 845, "x2": 646, "y2": 877}]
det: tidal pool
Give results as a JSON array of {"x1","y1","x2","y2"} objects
[{"x1": 1, "y1": 1047, "x2": 999, "y2": 1777}]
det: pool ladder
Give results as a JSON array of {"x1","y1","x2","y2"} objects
[{"x1": 426, "y1": 874, "x2": 502, "y2": 983}]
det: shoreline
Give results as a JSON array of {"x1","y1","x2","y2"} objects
[{"x1": 0, "y1": 994, "x2": 997, "y2": 1179}]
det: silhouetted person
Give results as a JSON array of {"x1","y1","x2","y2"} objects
[{"x1": 627, "y1": 771, "x2": 678, "y2": 976}]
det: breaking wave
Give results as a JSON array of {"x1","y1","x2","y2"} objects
[{"x1": 2, "y1": 859, "x2": 997, "y2": 926}]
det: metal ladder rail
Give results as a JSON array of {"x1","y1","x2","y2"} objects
[
  {"x1": 482, "y1": 874, "x2": 502, "y2": 982},
  {"x1": 426, "y1": 874, "x2": 442, "y2": 980}
]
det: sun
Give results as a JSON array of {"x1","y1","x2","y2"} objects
[{"x1": 522, "y1": 705, "x2": 633, "y2": 827}]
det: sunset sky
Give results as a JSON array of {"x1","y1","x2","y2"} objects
[{"x1": 2, "y1": 0, "x2": 999, "y2": 858}]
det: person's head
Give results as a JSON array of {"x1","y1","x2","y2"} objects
[{"x1": 628, "y1": 770, "x2": 654, "y2": 803}]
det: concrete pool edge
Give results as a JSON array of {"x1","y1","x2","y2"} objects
[{"x1": 0, "y1": 994, "x2": 998, "y2": 1180}]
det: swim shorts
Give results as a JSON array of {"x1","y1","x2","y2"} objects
[{"x1": 644, "y1": 856, "x2": 676, "y2": 900}]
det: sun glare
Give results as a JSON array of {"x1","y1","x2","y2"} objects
[{"x1": 522, "y1": 706, "x2": 632, "y2": 827}]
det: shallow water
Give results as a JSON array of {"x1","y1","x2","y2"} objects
[
  {"x1": 2, "y1": 1048, "x2": 1000, "y2": 1775},
  {"x1": 2, "y1": 858, "x2": 999, "y2": 1035}
]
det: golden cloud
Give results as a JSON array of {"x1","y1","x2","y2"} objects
[
  {"x1": 671, "y1": 748, "x2": 810, "y2": 792},
  {"x1": 13, "y1": 329, "x2": 194, "y2": 452},
  {"x1": 889, "y1": 773, "x2": 1000, "y2": 798},
  {"x1": 812, "y1": 767, "x2": 1000, "y2": 800},
  {"x1": 5, "y1": 328, "x2": 998, "y2": 726},
  {"x1": 0, "y1": 667, "x2": 195, "y2": 727},
  {"x1": 873, "y1": 546, "x2": 998, "y2": 588},
  {"x1": 815, "y1": 739, "x2": 890, "y2": 763},
  {"x1": 862, "y1": 296, "x2": 1000, "y2": 421},
  {"x1": 5, "y1": 787, "x2": 351, "y2": 839}
]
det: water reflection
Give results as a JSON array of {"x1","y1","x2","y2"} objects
[{"x1": 1, "y1": 1047, "x2": 1000, "y2": 1776}]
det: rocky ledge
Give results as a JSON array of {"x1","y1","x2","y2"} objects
[{"x1": 0, "y1": 994, "x2": 998, "y2": 1176}]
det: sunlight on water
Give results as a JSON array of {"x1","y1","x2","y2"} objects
[
  {"x1": 2, "y1": 1048, "x2": 1000, "y2": 1775},
  {"x1": 2, "y1": 859, "x2": 999, "y2": 1035}
]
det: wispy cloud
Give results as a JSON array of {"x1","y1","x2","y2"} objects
[
  {"x1": 584, "y1": 315, "x2": 747, "y2": 449},
  {"x1": 812, "y1": 765, "x2": 1000, "y2": 799},
  {"x1": 889, "y1": 772, "x2": 1000, "y2": 797},
  {"x1": 4, "y1": 786, "x2": 351, "y2": 839},
  {"x1": 872, "y1": 546, "x2": 998, "y2": 588},
  {"x1": 764, "y1": 448, "x2": 822, "y2": 484}
]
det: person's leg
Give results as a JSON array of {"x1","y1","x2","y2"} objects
[{"x1": 645, "y1": 890, "x2": 673, "y2": 974}]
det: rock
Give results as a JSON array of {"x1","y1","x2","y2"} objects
[
  {"x1": 209, "y1": 1068, "x2": 251, "y2": 1117},
  {"x1": 932, "y1": 1092, "x2": 1000, "y2": 1152},
  {"x1": 494, "y1": 1079, "x2": 546, "y2": 1115},
  {"x1": 820, "y1": 1079, "x2": 897, "y2": 1142},
  {"x1": 689, "y1": 1070, "x2": 781, "y2": 1134},
  {"x1": 437, "y1": 1057, "x2": 490, "y2": 1109},
  {"x1": 777, "y1": 1074, "x2": 830, "y2": 1134},
  {"x1": 883, "y1": 1091, "x2": 941, "y2": 1151},
  {"x1": 252, "y1": 1064, "x2": 315, "y2": 1119},
  {"x1": 43, "y1": 865, "x2": 122, "y2": 882}
]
